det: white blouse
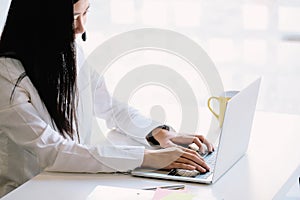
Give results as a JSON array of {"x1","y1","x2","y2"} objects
[{"x1": 0, "y1": 55, "x2": 161, "y2": 197}]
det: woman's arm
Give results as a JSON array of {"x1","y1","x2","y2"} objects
[
  {"x1": 0, "y1": 98, "x2": 146, "y2": 173},
  {"x1": 0, "y1": 59, "x2": 145, "y2": 173}
]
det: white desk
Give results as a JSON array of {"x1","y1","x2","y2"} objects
[{"x1": 2, "y1": 111, "x2": 300, "y2": 200}]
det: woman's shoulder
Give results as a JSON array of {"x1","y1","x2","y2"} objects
[{"x1": 0, "y1": 57, "x2": 25, "y2": 81}]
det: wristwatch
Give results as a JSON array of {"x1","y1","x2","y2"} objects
[{"x1": 146, "y1": 125, "x2": 170, "y2": 145}]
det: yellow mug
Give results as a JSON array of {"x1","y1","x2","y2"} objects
[{"x1": 207, "y1": 91, "x2": 239, "y2": 128}]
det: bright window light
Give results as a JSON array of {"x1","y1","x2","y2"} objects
[
  {"x1": 243, "y1": 39, "x2": 267, "y2": 64},
  {"x1": 278, "y1": 7, "x2": 300, "y2": 32},
  {"x1": 242, "y1": 5, "x2": 269, "y2": 30},
  {"x1": 172, "y1": 1, "x2": 201, "y2": 27},
  {"x1": 208, "y1": 38, "x2": 236, "y2": 62},
  {"x1": 277, "y1": 42, "x2": 300, "y2": 65},
  {"x1": 141, "y1": 0, "x2": 168, "y2": 26},
  {"x1": 110, "y1": 0, "x2": 135, "y2": 24},
  {"x1": 0, "y1": 0, "x2": 11, "y2": 33}
]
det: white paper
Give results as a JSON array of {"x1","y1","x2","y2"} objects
[{"x1": 86, "y1": 186, "x2": 155, "y2": 200}]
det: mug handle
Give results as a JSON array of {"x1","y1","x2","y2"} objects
[{"x1": 207, "y1": 97, "x2": 219, "y2": 119}]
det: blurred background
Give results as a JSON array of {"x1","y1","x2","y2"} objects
[
  {"x1": 1, "y1": 0, "x2": 299, "y2": 125},
  {"x1": 87, "y1": 0, "x2": 300, "y2": 116}
]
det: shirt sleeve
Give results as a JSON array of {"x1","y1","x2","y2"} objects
[
  {"x1": 0, "y1": 97, "x2": 145, "y2": 173},
  {"x1": 0, "y1": 61, "x2": 145, "y2": 173}
]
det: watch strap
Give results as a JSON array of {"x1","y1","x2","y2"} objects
[{"x1": 146, "y1": 125, "x2": 170, "y2": 145}]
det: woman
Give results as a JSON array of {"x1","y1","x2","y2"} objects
[{"x1": 0, "y1": 0, "x2": 213, "y2": 197}]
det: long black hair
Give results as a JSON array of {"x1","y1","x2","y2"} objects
[{"x1": 0, "y1": 0, "x2": 80, "y2": 140}]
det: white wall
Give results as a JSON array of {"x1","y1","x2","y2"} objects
[{"x1": 83, "y1": 0, "x2": 300, "y2": 116}]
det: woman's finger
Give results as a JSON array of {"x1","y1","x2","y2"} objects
[
  {"x1": 166, "y1": 162, "x2": 196, "y2": 170},
  {"x1": 180, "y1": 150, "x2": 210, "y2": 171},
  {"x1": 193, "y1": 135, "x2": 214, "y2": 153},
  {"x1": 199, "y1": 136, "x2": 215, "y2": 152},
  {"x1": 170, "y1": 134, "x2": 214, "y2": 153},
  {"x1": 175, "y1": 157, "x2": 207, "y2": 173}
]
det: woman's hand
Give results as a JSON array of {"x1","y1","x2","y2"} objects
[
  {"x1": 142, "y1": 147, "x2": 210, "y2": 172},
  {"x1": 151, "y1": 128, "x2": 214, "y2": 154}
]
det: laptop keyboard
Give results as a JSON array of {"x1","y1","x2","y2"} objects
[
  {"x1": 167, "y1": 148, "x2": 217, "y2": 179},
  {"x1": 196, "y1": 150, "x2": 217, "y2": 179}
]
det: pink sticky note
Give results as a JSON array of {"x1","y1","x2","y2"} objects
[{"x1": 152, "y1": 188, "x2": 195, "y2": 200}]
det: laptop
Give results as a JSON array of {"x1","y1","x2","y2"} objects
[{"x1": 131, "y1": 78, "x2": 261, "y2": 184}]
